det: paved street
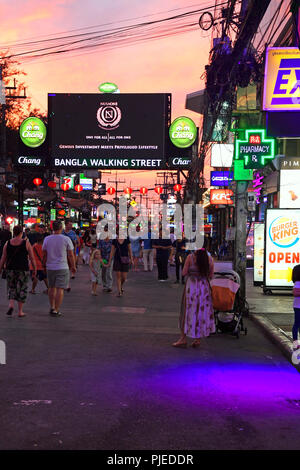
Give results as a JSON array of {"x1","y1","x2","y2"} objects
[{"x1": 1, "y1": 263, "x2": 300, "y2": 450}]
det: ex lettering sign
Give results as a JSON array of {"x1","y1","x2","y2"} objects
[{"x1": 263, "y1": 47, "x2": 300, "y2": 111}]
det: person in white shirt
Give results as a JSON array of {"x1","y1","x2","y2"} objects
[{"x1": 42, "y1": 220, "x2": 76, "y2": 316}]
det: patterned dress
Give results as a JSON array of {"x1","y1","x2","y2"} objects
[{"x1": 179, "y1": 254, "x2": 215, "y2": 339}]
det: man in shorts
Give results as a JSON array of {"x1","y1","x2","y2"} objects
[{"x1": 42, "y1": 220, "x2": 76, "y2": 316}]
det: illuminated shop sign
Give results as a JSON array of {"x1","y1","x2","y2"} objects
[
  {"x1": 16, "y1": 156, "x2": 46, "y2": 166},
  {"x1": 234, "y1": 129, "x2": 276, "y2": 169},
  {"x1": 254, "y1": 222, "x2": 264, "y2": 284},
  {"x1": 252, "y1": 172, "x2": 264, "y2": 203},
  {"x1": 19, "y1": 117, "x2": 46, "y2": 148},
  {"x1": 210, "y1": 171, "x2": 233, "y2": 187},
  {"x1": 210, "y1": 189, "x2": 234, "y2": 205},
  {"x1": 233, "y1": 159, "x2": 253, "y2": 181},
  {"x1": 98, "y1": 82, "x2": 120, "y2": 93},
  {"x1": 264, "y1": 47, "x2": 300, "y2": 111},
  {"x1": 169, "y1": 116, "x2": 197, "y2": 148},
  {"x1": 280, "y1": 168, "x2": 300, "y2": 209},
  {"x1": 60, "y1": 176, "x2": 74, "y2": 189},
  {"x1": 265, "y1": 209, "x2": 300, "y2": 288},
  {"x1": 79, "y1": 173, "x2": 93, "y2": 190}
]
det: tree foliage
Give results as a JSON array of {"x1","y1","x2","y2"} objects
[{"x1": 0, "y1": 53, "x2": 45, "y2": 130}]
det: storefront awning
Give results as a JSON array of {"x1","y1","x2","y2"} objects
[{"x1": 185, "y1": 89, "x2": 206, "y2": 114}]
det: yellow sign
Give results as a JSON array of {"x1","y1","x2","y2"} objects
[
  {"x1": 263, "y1": 47, "x2": 300, "y2": 111},
  {"x1": 269, "y1": 267, "x2": 293, "y2": 282},
  {"x1": 130, "y1": 200, "x2": 137, "y2": 207}
]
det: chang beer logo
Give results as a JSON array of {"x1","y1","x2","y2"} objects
[
  {"x1": 98, "y1": 82, "x2": 120, "y2": 93},
  {"x1": 269, "y1": 216, "x2": 300, "y2": 248},
  {"x1": 19, "y1": 117, "x2": 46, "y2": 148},
  {"x1": 169, "y1": 117, "x2": 197, "y2": 148}
]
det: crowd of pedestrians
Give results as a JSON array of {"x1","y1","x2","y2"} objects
[{"x1": 0, "y1": 220, "x2": 224, "y2": 350}]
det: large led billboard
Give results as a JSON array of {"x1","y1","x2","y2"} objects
[
  {"x1": 264, "y1": 209, "x2": 300, "y2": 289},
  {"x1": 48, "y1": 93, "x2": 170, "y2": 169},
  {"x1": 263, "y1": 47, "x2": 300, "y2": 111}
]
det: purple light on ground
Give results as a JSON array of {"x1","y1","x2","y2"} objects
[{"x1": 136, "y1": 362, "x2": 300, "y2": 413}]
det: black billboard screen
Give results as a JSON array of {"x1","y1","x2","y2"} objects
[{"x1": 48, "y1": 93, "x2": 170, "y2": 169}]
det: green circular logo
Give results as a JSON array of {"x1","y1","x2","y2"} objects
[
  {"x1": 98, "y1": 82, "x2": 119, "y2": 93},
  {"x1": 20, "y1": 117, "x2": 46, "y2": 148},
  {"x1": 169, "y1": 116, "x2": 197, "y2": 148}
]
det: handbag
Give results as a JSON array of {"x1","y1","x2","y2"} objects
[{"x1": 117, "y1": 242, "x2": 130, "y2": 265}]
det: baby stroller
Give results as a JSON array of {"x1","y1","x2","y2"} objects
[{"x1": 211, "y1": 270, "x2": 247, "y2": 338}]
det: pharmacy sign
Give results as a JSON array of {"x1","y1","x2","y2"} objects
[{"x1": 235, "y1": 129, "x2": 276, "y2": 169}]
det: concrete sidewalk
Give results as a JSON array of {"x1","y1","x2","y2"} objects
[{"x1": 246, "y1": 268, "x2": 295, "y2": 361}]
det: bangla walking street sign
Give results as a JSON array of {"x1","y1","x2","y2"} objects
[{"x1": 234, "y1": 128, "x2": 276, "y2": 169}]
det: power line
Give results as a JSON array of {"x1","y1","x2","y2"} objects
[
  {"x1": 0, "y1": 1, "x2": 217, "y2": 48},
  {"x1": 1, "y1": 2, "x2": 228, "y2": 64}
]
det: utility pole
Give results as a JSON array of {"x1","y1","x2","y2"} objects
[
  {"x1": 108, "y1": 171, "x2": 125, "y2": 208},
  {"x1": 0, "y1": 64, "x2": 26, "y2": 226},
  {"x1": 0, "y1": 66, "x2": 6, "y2": 173},
  {"x1": 233, "y1": 180, "x2": 249, "y2": 309}
]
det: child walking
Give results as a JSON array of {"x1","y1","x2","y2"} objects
[
  {"x1": 30, "y1": 234, "x2": 49, "y2": 294},
  {"x1": 89, "y1": 249, "x2": 102, "y2": 295}
]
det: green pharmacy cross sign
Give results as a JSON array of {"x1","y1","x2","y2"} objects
[{"x1": 235, "y1": 129, "x2": 276, "y2": 169}]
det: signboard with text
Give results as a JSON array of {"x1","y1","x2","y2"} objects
[
  {"x1": 48, "y1": 93, "x2": 170, "y2": 169},
  {"x1": 254, "y1": 222, "x2": 264, "y2": 285},
  {"x1": 263, "y1": 47, "x2": 300, "y2": 111},
  {"x1": 210, "y1": 171, "x2": 233, "y2": 187},
  {"x1": 264, "y1": 209, "x2": 300, "y2": 289},
  {"x1": 210, "y1": 189, "x2": 234, "y2": 205},
  {"x1": 234, "y1": 129, "x2": 276, "y2": 169}
]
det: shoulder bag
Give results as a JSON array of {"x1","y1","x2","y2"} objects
[{"x1": 117, "y1": 242, "x2": 130, "y2": 265}]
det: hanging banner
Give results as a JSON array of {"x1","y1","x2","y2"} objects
[{"x1": 264, "y1": 209, "x2": 300, "y2": 289}]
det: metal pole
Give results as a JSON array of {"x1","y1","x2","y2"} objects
[
  {"x1": 17, "y1": 174, "x2": 24, "y2": 227},
  {"x1": 233, "y1": 180, "x2": 249, "y2": 310}
]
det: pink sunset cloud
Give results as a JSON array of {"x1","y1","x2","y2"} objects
[{"x1": 1, "y1": 0, "x2": 211, "y2": 187}]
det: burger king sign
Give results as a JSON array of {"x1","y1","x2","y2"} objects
[{"x1": 265, "y1": 209, "x2": 300, "y2": 289}]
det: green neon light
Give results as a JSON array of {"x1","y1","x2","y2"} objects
[
  {"x1": 233, "y1": 159, "x2": 253, "y2": 181},
  {"x1": 234, "y1": 128, "x2": 276, "y2": 169}
]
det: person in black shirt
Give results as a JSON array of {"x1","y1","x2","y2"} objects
[
  {"x1": 27, "y1": 223, "x2": 40, "y2": 246},
  {"x1": 108, "y1": 238, "x2": 133, "y2": 297},
  {"x1": 0, "y1": 225, "x2": 36, "y2": 317},
  {"x1": 0, "y1": 224, "x2": 12, "y2": 259},
  {"x1": 173, "y1": 236, "x2": 187, "y2": 284},
  {"x1": 152, "y1": 231, "x2": 173, "y2": 281}
]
